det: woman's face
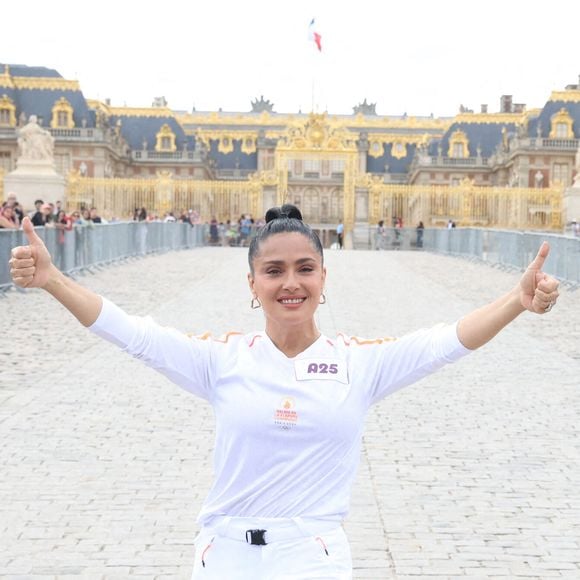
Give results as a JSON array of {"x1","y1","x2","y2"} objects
[
  {"x1": 3, "y1": 207, "x2": 13, "y2": 219},
  {"x1": 248, "y1": 232, "x2": 325, "y2": 329}
]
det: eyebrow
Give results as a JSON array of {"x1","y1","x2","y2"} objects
[{"x1": 262, "y1": 257, "x2": 317, "y2": 266}]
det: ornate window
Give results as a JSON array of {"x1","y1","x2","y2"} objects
[
  {"x1": 155, "y1": 124, "x2": 177, "y2": 152},
  {"x1": 0, "y1": 94, "x2": 16, "y2": 127},
  {"x1": 552, "y1": 163, "x2": 569, "y2": 185},
  {"x1": 448, "y1": 130, "x2": 469, "y2": 158},
  {"x1": 50, "y1": 97, "x2": 74, "y2": 128},
  {"x1": 549, "y1": 108, "x2": 573, "y2": 139}
]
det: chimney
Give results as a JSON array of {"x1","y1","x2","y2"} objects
[
  {"x1": 500, "y1": 95, "x2": 512, "y2": 113},
  {"x1": 105, "y1": 98, "x2": 111, "y2": 106},
  {"x1": 481, "y1": 104, "x2": 488, "y2": 114}
]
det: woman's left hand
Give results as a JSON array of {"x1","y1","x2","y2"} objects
[{"x1": 518, "y1": 242, "x2": 560, "y2": 314}]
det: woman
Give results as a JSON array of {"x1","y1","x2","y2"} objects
[
  {"x1": 54, "y1": 209, "x2": 73, "y2": 270},
  {"x1": 0, "y1": 204, "x2": 19, "y2": 229},
  {"x1": 9, "y1": 204, "x2": 559, "y2": 579}
]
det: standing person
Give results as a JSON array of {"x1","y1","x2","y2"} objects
[
  {"x1": 89, "y1": 208, "x2": 103, "y2": 224},
  {"x1": 239, "y1": 214, "x2": 252, "y2": 247},
  {"x1": 54, "y1": 209, "x2": 73, "y2": 270},
  {"x1": 0, "y1": 204, "x2": 19, "y2": 229},
  {"x1": 209, "y1": 216, "x2": 219, "y2": 245},
  {"x1": 336, "y1": 221, "x2": 344, "y2": 249},
  {"x1": 6, "y1": 193, "x2": 24, "y2": 223},
  {"x1": 9, "y1": 204, "x2": 560, "y2": 579},
  {"x1": 374, "y1": 219, "x2": 386, "y2": 250},
  {"x1": 416, "y1": 220, "x2": 425, "y2": 248},
  {"x1": 30, "y1": 199, "x2": 46, "y2": 226}
]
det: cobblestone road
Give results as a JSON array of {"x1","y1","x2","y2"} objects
[{"x1": 1, "y1": 247, "x2": 579, "y2": 579}]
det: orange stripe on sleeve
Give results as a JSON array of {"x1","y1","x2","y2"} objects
[
  {"x1": 337, "y1": 333, "x2": 398, "y2": 346},
  {"x1": 186, "y1": 331, "x2": 243, "y2": 343}
]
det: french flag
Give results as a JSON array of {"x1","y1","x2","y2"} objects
[{"x1": 308, "y1": 18, "x2": 322, "y2": 52}]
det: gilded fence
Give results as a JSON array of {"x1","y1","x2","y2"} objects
[
  {"x1": 65, "y1": 172, "x2": 564, "y2": 231},
  {"x1": 66, "y1": 171, "x2": 265, "y2": 222},
  {"x1": 362, "y1": 176, "x2": 563, "y2": 230}
]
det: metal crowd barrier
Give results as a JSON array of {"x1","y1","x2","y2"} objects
[
  {"x1": 2, "y1": 223, "x2": 579, "y2": 291},
  {"x1": 421, "y1": 228, "x2": 580, "y2": 286},
  {"x1": 0, "y1": 222, "x2": 207, "y2": 292},
  {"x1": 362, "y1": 225, "x2": 580, "y2": 285}
]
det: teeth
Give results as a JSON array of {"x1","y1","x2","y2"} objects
[{"x1": 280, "y1": 298, "x2": 304, "y2": 304}]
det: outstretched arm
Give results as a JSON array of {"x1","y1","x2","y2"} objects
[
  {"x1": 10, "y1": 216, "x2": 102, "y2": 326},
  {"x1": 457, "y1": 242, "x2": 559, "y2": 350}
]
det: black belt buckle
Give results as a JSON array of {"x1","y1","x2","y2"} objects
[{"x1": 245, "y1": 529, "x2": 267, "y2": 545}]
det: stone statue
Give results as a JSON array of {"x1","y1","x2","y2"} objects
[
  {"x1": 104, "y1": 160, "x2": 113, "y2": 178},
  {"x1": 17, "y1": 115, "x2": 55, "y2": 161},
  {"x1": 574, "y1": 144, "x2": 580, "y2": 186},
  {"x1": 534, "y1": 170, "x2": 544, "y2": 188}
]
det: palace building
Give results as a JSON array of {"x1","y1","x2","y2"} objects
[{"x1": 1, "y1": 63, "x2": 579, "y2": 243}]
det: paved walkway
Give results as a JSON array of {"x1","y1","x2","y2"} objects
[{"x1": 1, "y1": 247, "x2": 579, "y2": 580}]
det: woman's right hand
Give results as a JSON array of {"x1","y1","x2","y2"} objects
[{"x1": 10, "y1": 216, "x2": 55, "y2": 288}]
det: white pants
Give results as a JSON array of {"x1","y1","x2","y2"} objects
[{"x1": 191, "y1": 517, "x2": 352, "y2": 579}]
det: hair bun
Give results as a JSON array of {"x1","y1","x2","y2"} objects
[{"x1": 265, "y1": 204, "x2": 303, "y2": 223}]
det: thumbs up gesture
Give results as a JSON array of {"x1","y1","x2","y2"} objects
[
  {"x1": 10, "y1": 217, "x2": 54, "y2": 288},
  {"x1": 518, "y1": 242, "x2": 560, "y2": 314}
]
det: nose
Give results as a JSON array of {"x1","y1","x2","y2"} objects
[{"x1": 282, "y1": 271, "x2": 300, "y2": 292}]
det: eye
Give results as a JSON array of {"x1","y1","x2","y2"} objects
[
  {"x1": 266, "y1": 269, "x2": 281, "y2": 275},
  {"x1": 300, "y1": 266, "x2": 314, "y2": 273}
]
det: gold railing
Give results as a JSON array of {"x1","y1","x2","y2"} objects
[
  {"x1": 65, "y1": 171, "x2": 563, "y2": 231},
  {"x1": 66, "y1": 170, "x2": 266, "y2": 222},
  {"x1": 362, "y1": 177, "x2": 563, "y2": 230}
]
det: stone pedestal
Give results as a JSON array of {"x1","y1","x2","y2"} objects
[
  {"x1": 4, "y1": 160, "x2": 65, "y2": 212},
  {"x1": 563, "y1": 185, "x2": 580, "y2": 224}
]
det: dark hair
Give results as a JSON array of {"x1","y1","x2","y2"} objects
[{"x1": 248, "y1": 204, "x2": 323, "y2": 274}]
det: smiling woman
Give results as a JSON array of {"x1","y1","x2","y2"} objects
[{"x1": 8, "y1": 205, "x2": 560, "y2": 579}]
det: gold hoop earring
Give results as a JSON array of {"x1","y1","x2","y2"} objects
[
  {"x1": 319, "y1": 293, "x2": 326, "y2": 304},
  {"x1": 251, "y1": 297, "x2": 262, "y2": 309}
]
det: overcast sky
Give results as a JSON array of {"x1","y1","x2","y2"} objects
[{"x1": 2, "y1": 0, "x2": 579, "y2": 117}]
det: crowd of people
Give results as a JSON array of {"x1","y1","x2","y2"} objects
[
  {"x1": 0, "y1": 194, "x2": 266, "y2": 250},
  {"x1": 0, "y1": 193, "x2": 106, "y2": 231}
]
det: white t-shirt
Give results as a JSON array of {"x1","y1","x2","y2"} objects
[{"x1": 90, "y1": 298, "x2": 471, "y2": 526}]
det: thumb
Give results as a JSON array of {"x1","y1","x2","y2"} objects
[
  {"x1": 22, "y1": 216, "x2": 44, "y2": 246},
  {"x1": 528, "y1": 241, "x2": 549, "y2": 270}
]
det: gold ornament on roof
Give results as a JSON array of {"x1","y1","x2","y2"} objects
[
  {"x1": 217, "y1": 135, "x2": 234, "y2": 154},
  {"x1": 0, "y1": 94, "x2": 16, "y2": 127},
  {"x1": 549, "y1": 90, "x2": 580, "y2": 103},
  {"x1": 0, "y1": 75, "x2": 80, "y2": 92},
  {"x1": 278, "y1": 113, "x2": 357, "y2": 152}
]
